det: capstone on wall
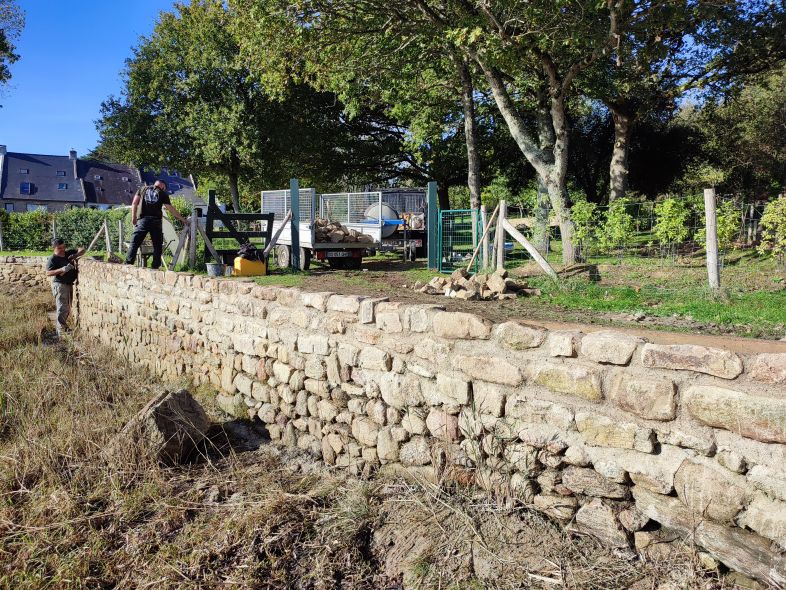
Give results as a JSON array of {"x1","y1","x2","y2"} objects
[{"x1": 5, "y1": 258, "x2": 786, "y2": 586}]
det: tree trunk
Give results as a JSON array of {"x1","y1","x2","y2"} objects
[
  {"x1": 228, "y1": 172, "x2": 241, "y2": 212},
  {"x1": 532, "y1": 181, "x2": 551, "y2": 253},
  {"x1": 478, "y1": 64, "x2": 575, "y2": 264},
  {"x1": 457, "y1": 59, "x2": 481, "y2": 211},
  {"x1": 437, "y1": 184, "x2": 450, "y2": 210},
  {"x1": 609, "y1": 107, "x2": 633, "y2": 202}
]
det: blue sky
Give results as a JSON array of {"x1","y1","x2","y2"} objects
[{"x1": 0, "y1": 0, "x2": 177, "y2": 157}]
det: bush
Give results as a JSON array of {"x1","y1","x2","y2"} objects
[
  {"x1": 0, "y1": 210, "x2": 52, "y2": 251},
  {"x1": 598, "y1": 198, "x2": 635, "y2": 257},
  {"x1": 570, "y1": 199, "x2": 598, "y2": 261},
  {"x1": 54, "y1": 208, "x2": 106, "y2": 250},
  {"x1": 759, "y1": 196, "x2": 786, "y2": 269},
  {"x1": 654, "y1": 198, "x2": 690, "y2": 259}
]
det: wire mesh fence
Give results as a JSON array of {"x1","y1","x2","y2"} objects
[{"x1": 437, "y1": 209, "x2": 482, "y2": 273}]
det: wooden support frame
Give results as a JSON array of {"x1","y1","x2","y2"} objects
[
  {"x1": 204, "y1": 189, "x2": 275, "y2": 263},
  {"x1": 465, "y1": 203, "x2": 500, "y2": 273},
  {"x1": 502, "y1": 219, "x2": 558, "y2": 280}
]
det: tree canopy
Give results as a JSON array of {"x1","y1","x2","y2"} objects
[{"x1": 0, "y1": 0, "x2": 24, "y2": 103}]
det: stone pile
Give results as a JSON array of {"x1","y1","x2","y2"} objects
[
  {"x1": 415, "y1": 268, "x2": 540, "y2": 301},
  {"x1": 23, "y1": 257, "x2": 786, "y2": 588},
  {"x1": 314, "y1": 218, "x2": 375, "y2": 244}
]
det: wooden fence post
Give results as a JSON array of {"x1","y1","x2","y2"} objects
[
  {"x1": 188, "y1": 206, "x2": 198, "y2": 268},
  {"x1": 496, "y1": 200, "x2": 506, "y2": 272},
  {"x1": 103, "y1": 220, "x2": 113, "y2": 255},
  {"x1": 0, "y1": 218, "x2": 4, "y2": 251},
  {"x1": 704, "y1": 188, "x2": 720, "y2": 291},
  {"x1": 480, "y1": 205, "x2": 489, "y2": 269},
  {"x1": 118, "y1": 219, "x2": 123, "y2": 254}
]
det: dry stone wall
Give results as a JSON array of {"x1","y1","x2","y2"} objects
[
  {"x1": 4, "y1": 258, "x2": 786, "y2": 586},
  {"x1": 0, "y1": 256, "x2": 49, "y2": 290}
]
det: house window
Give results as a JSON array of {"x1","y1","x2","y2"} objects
[
  {"x1": 94, "y1": 175, "x2": 103, "y2": 180},
  {"x1": 98, "y1": 204, "x2": 111, "y2": 211},
  {"x1": 26, "y1": 204, "x2": 47, "y2": 212},
  {"x1": 121, "y1": 176, "x2": 129, "y2": 182},
  {"x1": 19, "y1": 168, "x2": 29, "y2": 174},
  {"x1": 57, "y1": 183, "x2": 68, "y2": 190},
  {"x1": 19, "y1": 182, "x2": 32, "y2": 195},
  {"x1": 56, "y1": 170, "x2": 66, "y2": 177},
  {"x1": 4, "y1": 203, "x2": 13, "y2": 213}
]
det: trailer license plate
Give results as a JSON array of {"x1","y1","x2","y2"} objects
[{"x1": 326, "y1": 251, "x2": 351, "y2": 258}]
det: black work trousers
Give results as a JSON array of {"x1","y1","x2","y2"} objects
[{"x1": 125, "y1": 217, "x2": 164, "y2": 269}]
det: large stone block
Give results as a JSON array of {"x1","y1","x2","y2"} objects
[
  {"x1": 377, "y1": 427, "x2": 400, "y2": 463},
  {"x1": 425, "y1": 408, "x2": 459, "y2": 441},
  {"x1": 452, "y1": 355, "x2": 523, "y2": 386},
  {"x1": 504, "y1": 396, "x2": 574, "y2": 430},
  {"x1": 434, "y1": 373, "x2": 471, "y2": 406},
  {"x1": 532, "y1": 363, "x2": 603, "y2": 401},
  {"x1": 358, "y1": 347, "x2": 392, "y2": 371},
  {"x1": 300, "y1": 291, "x2": 333, "y2": 312},
  {"x1": 641, "y1": 343, "x2": 742, "y2": 379},
  {"x1": 533, "y1": 494, "x2": 578, "y2": 521},
  {"x1": 747, "y1": 465, "x2": 786, "y2": 502},
  {"x1": 473, "y1": 382, "x2": 505, "y2": 418},
  {"x1": 547, "y1": 331, "x2": 581, "y2": 358},
  {"x1": 738, "y1": 493, "x2": 786, "y2": 548},
  {"x1": 413, "y1": 337, "x2": 451, "y2": 363},
  {"x1": 495, "y1": 321, "x2": 546, "y2": 350},
  {"x1": 380, "y1": 372, "x2": 424, "y2": 409},
  {"x1": 432, "y1": 311, "x2": 492, "y2": 340},
  {"x1": 683, "y1": 385, "x2": 786, "y2": 444},
  {"x1": 400, "y1": 436, "x2": 431, "y2": 466},
  {"x1": 570, "y1": 499, "x2": 630, "y2": 548},
  {"x1": 673, "y1": 459, "x2": 749, "y2": 523},
  {"x1": 351, "y1": 417, "x2": 380, "y2": 447},
  {"x1": 327, "y1": 294, "x2": 364, "y2": 314},
  {"x1": 580, "y1": 331, "x2": 639, "y2": 365},
  {"x1": 608, "y1": 373, "x2": 676, "y2": 421},
  {"x1": 749, "y1": 353, "x2": 786, "y2": 385},
  {"x1": 562, "y1": 466, "x2": 629, "y2": 499},
  {"x1": 576, "y1": 412, "x2": 654, "y2": 453}
]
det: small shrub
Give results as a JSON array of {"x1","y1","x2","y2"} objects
[
  {"x1": 759, "y1": 196, "x2": 786, "y2": 269},
  {"x1": 570, "y1": 199, "x2": 598, "y2": 261},
  {"x1": 598, "y1": 198, "x2": 635, "y2": 258},
  {"x1": 654, "y1": 198, "x2": 690, "y2": 260}
]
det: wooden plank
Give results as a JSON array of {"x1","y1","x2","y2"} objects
[
  {"x1": 262, "y1": 209, "x2": 293, "y2": 257},
  {"x1": 188, "y1": 212, "x2": 199, "y2": 268},
  {"x1": 465, "y1": 203, "x2": 499, "y2": 273},
  {"x1": 118, "y1": 219, "x2": 123, "y2": 254},
  {"x1": 196, "y1": 224, "x2": 222, "y2": 263},
  {"x1": 103, "y1": 220, "x2": 113, "y2": 255},
  {"x1": 170, "y1": 226, "x2": 189, "y2": 269},
  {"x1": 480, "y1": 205, "x2": 488, "y2": 269},
  {"x1": 502, "y1": 218, "x2": 558, "y2": 280},
  {"x1": 704, "y1": 188, "x2": 720, "y2": 290},
  {"x1": 87, "y1": 224, "x2": 105, "y2": 252}
]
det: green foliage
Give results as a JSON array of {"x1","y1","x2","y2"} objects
[
  {"x1": 598, "y1": 198, "x2": 635, "y2": 255},
  {"x1": 570, "y1": 199, "x2": 598, "y2": 258},
  {"x1": 653, "y1": 198, "x2": 690, "y2": 254},
  {"x1": 480, "y1": 175, "x2": 513, "y2": 210},
  {"x1": 759, "y1": 196, "x2": 786, "y2": 268},
  {"x1": 0, "y1": 210, "x2": 51, "y2": 251},
  {"x1": 0, "y1": 0, "x2": 24, "y2": 95},
  {"x1": 53, "y1": 208, "x2": 106, "y2": 250},
  {"x1": 448, "y1": 186, "x2": 470, "y2": 210},
  {"x1": 168, "y1": 197, "x2": 192, "y2": 232},
  {"x1": 696, "y1": 199, "x2": 741, "y2": 253}
]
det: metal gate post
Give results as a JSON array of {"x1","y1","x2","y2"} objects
[
  {"x1": 290, "y1": 178, "x2": 300, "y2": 271},
  {"x1": 427, "y1": 181, "x2": 438, "y2": 270}
]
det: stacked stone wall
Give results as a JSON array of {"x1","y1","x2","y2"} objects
[
  {"x1": 4, "y1": 258, "x2": 786, "y2": 585},
  {"x1": 0, "y1": 256, "x2": 49, "y2": 290}
]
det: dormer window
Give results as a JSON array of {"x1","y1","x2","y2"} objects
[
  {"x1": 121, "y1": 176, "x2": 129, "y2": 182},
  {"x1": 19, "y1": 182, "x2": 31, "y2": 195},
  {"x1": 19, "y1": 168, "x2": 29, "y2": 174},
  {"x1": 57, "y1": 183, "x2": 68, "y2": 190},
  {"x1": 94, "y1": 175, "x2": 103, "y2": 180},
  {"x1": 56, "y1": 170, "x2": 66, "y2": 177}
]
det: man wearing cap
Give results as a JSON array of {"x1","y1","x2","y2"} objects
[
  {"x1": 125, "y1": 180, "x2": 189, "y2": 269},
  {"x1": 46, "y1": 239, "x2": 86, "y2": 337}
]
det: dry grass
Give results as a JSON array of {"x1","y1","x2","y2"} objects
[{"x1": 0, "y1": 286, "x2": 746, "y2": 589}]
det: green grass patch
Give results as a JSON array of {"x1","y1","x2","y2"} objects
[{"x1": 254, "y1": 271, "x2": 306, "y2": 288}]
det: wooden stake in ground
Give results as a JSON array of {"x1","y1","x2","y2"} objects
[
  {"x1": 502, "y1": 219, "x2": 558, "y2": 280},
  {"x1": 465, "y1": 203, "x2": 500, "y2": 273},
  {"x1": 87, "y1": 224, "x2": 105, "y2": 253},
  {"x1": 189, "y1": 208, "x2": 198, "y2": 268},
  {"x1": 496, "y1": 200, "x2": 507, "y2": 272},
  {"x1": 118, "y1": 219, "x2": 123, "y2": 254},
  {"x1": 195, "y1": 223, "x2": 221, "y2": 263},
  {"x1": 704, "y1": 187, "x2": 720, "y2": 290},
  {"x1": 103, "y1": 220, "x2": 113, "y2": 255},
  {"x1": 0, "y1": 218, "x2": 5, "y2": 251},
  {"x1": 170, "y1": 226, "x2": 189, "y2": 269}
]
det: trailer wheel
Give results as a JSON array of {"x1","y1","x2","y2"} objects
[
  {"x1": 299, "y1": 247, "x2": 311, "y2": 271},
  {"x1": 276, "y1": 245, "x2": 291, "y2": 269}
]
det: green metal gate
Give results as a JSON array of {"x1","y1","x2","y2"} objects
[{"x1": 438, "y1": 209, "x2": 482, "y2": 273}]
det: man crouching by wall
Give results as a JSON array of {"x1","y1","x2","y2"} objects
[{"x1": 46, "y1": 238, "x2": 85, "y2": 337}]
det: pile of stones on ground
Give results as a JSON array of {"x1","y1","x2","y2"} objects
[
  {"x1": 315, "y1": 218, "x2": 375, "y2": 244},
  {"x1": 414, "y1": 268, "x2": 541, "y2": 301}
]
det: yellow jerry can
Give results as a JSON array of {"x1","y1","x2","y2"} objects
[{"x1": 233, "y1": 256, "x2": 267, "y2": 276}]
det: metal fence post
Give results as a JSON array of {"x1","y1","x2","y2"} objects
[
  {"x1": 290, "y1": 178, "x2": 300, "y2": 271},
  {"x1": 704, "y1": 188, "x2": 720, "y2": 290},
  {"x1": 426, "y1": 181, "x2": 438, "y2": 270}
]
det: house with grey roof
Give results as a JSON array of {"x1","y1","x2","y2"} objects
[{"x1": 0, "y1": 145, "x2": 201, "y2": 212}]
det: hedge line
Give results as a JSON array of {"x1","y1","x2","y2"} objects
[{"x1": 0, "y1": 199, "x2": 192, "y2": 252}]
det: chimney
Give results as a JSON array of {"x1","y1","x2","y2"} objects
[{"x1": 70, "y1": 148, "x2": 78, "y2": 179}]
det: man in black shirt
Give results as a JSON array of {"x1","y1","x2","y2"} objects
[
  {"x1": 46, "y1": 238, "x2": 85, "y2": 336},
  {"x1": 125, "y1": 180, "x2": 189, "y2": 269}
]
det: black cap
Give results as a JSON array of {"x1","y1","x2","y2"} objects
[{"x1": 52, "y1": 238, "x2": 65, "y2": 247}]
